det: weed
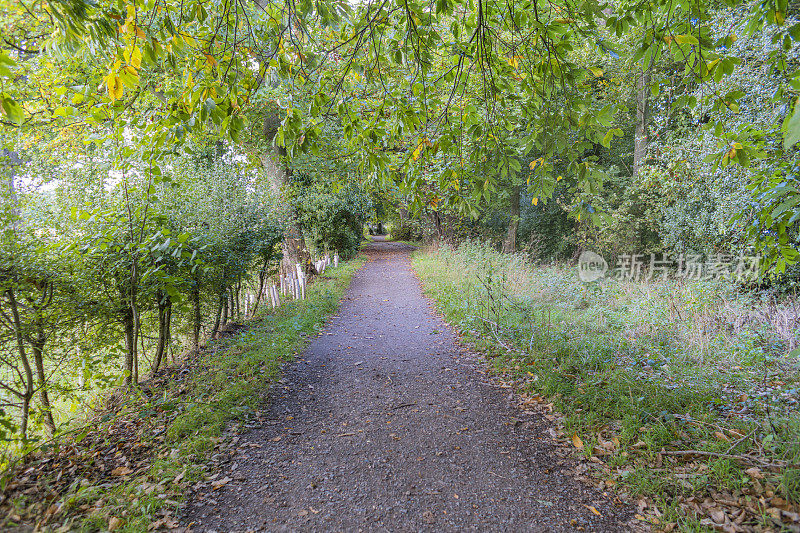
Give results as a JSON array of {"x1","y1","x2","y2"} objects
[{"x1": 412, "y1": 241, "x2": 799, "y2": 529}]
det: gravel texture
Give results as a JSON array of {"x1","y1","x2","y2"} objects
[{"x1": 185, "y1": 239, "x2": 635, "y2": 532}]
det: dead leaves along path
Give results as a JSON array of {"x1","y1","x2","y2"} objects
[{"x1": 185, "y1": 240, "x2": 635, "y2": 532}]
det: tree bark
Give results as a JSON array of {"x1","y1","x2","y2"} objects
[
  {"x1": 429, "y1": 210, "x2": 443, "y2": 243},
  {"x1": 251, "y1": 256, "x2": 269, "y2": 317},
  {"x1": 192, "y1": 277, "x2": 201, "y2": 351},
  {"x1": 220, "y1": 290, "x2": 229, "y2": 328},
  {"x1": 6, "y1": 288, "x2": 34, "y2": 439},
  {"x1": 24, "y1": 280, "x2": 56, "y2": 435},
  {"x1": 122, "y1": 307, "x2": 135, "y2": 389},
  {"x1": 633, "y1": 63, "x2": 653, "y2": 178},
  {"x1": 502, "y1": 185, "x2": 521, "y2": 253},
  {"x1": 153, "y1": 292, "x2": 171, "y2": 374},
  {"x1": 262, "y1": 111, "x2": 312, "y2": 276},
  {"x1": 211, "y1": 291, "x2": 224, "y2": 339},
  {"x1": 31, "y1": 332, "x2": 54, "y2": 435}
]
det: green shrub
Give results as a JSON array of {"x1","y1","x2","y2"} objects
[{"x1": 291, "y1": 175, "x2": 372, "y2": 258}]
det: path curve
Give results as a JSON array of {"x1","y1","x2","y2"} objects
[{"x1": 186, "y1": 240, "x2": 633, "y2": 532}]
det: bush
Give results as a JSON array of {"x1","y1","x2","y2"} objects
[{"x1": 291, "y1": 176, "x2": 372, "y2": 259}]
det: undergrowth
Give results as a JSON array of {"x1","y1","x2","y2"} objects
[
  {"x1": 1, "y1": 256, "x2": 364, "y2": 532},
  {"x1": 412, "y1": 241, "x2": 800, "y2": 532}
]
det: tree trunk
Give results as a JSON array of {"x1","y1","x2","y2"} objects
[
  {"x1": 221, "y1": 290, "x2": 229, "y2": 328},
  {"x1": 122, "y1": 308, "x2": 135, "y2": 389},
  {"x1": 502, "y1": 185, "x2": 521, "y2": 253},
  {"x1": 192, "y1": 278, "x2": 201, "y2": 351},
  {"x1": 211, "y1": 292, "x2": 224, "y2": 339},
  {"x1": 633, "y1": 62, "x2": 654, "y2": 177},
  {"x1": 233, "y1": 283, "x2": 240, "y2": 319},
  {"x1": 31, "y1": 334, "x2": 55, "y2": 436},
  {"x1": 262, "y1": 112, "x2": 312, "y2": 276},
  {"x1": 251, "y1": 256, "x2": 269, "y2": 317},
  {"x1": 153, "y1": 293, "x2": 171, "y2": 374},
  {"x1": 6, "y1": 288, "x2": 34, "y2": 440},
  {"x1": 429, "y1": 210, "x2": 443, "y2": 243}
]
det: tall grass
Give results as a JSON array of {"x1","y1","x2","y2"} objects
[{"x1": 413, "y1": 240, "x2": 800, "y2": 527}]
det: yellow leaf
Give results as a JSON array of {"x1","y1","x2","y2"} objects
[
  {"x1": 572, "y1": 433, "x2": 584, "y2": 449},
  {"x1": 556, "y1": 175, "x2": 563, "y2": 181},
  {"x1": 131, "y1": 46, "x2": 142, "y2": 68},
  {"x1": 104, "y1": 72, "x2": 116, "y2": 96},
  {"x1": 203, "y1": 53, "x2": 217, "y2": 67},
  {"x1": 584, "y1": 505, "x2": 601, "y2": 516},
  {"x1": 588, "y1": 67, "x2": 603, "y2": 77},
  {"x1": 113, "y1": 77, "x2": 123, "y2": 99},
  {"x1": 532, "y1": 197, "x2": 538, "y2": 206}
]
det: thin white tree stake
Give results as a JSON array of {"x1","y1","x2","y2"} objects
[{"x1": 271, "y1": 284, "x2": 280, "y2": 308}]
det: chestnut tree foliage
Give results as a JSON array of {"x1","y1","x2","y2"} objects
[{"x1": 1, "y1": 0, "x2": 800, "y2": 445}]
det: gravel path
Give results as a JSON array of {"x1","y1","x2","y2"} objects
[{"x1": 186, "y1": 240, "x2": 634, "y2": 532}]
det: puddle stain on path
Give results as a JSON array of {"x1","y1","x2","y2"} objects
[{"x1": 186, "y1": 240, "x2": 635, "y2": 532}]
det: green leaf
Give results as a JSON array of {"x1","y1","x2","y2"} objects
[
  {"x1": 674, "y1": 34, "x2": 699, "y2": 45},
  {"x1": 784, "y1": 97, "x2": 800, "y2": 149}
]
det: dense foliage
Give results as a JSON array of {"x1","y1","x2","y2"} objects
[{"x1": 2, "y1": 0, "x2": 800, "y2": 464}]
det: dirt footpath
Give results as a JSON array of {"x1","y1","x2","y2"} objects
[{"x1": 185, "y1": 240, "x2": 634, "y2": 532}]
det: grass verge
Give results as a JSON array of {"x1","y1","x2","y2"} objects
[
  {"x1": 0, "y1": 256, "x2": 365, "y2": 532},
  {"x1": 412, "y1": 242, "x2": 799, "y2": 532}
]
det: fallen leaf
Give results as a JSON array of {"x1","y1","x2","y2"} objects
[
  {"x1": 211, "y1": 476, "x2": 232, "y2": 490},
  {"x1": 714, "y1": 431, "x2": 730, "y2": 442},
  {"x1": 572, "y1": 434, "x2": 584, "y2": 450},
  {"x1": 745, "y1": 467, "x2": 764, "y2": 479},
  {"x1": 584, "y1": 504, "x2": 602, "y2": 516},
  {"x1": 111, "y1": 466, "x2": 133, "y2": 477},
  {"x1": 108, "y1": 517, "x2": 124, "y2": 531},
  {"x1": 709, "y1": 509, "x2": 726, "y2": 524}
]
